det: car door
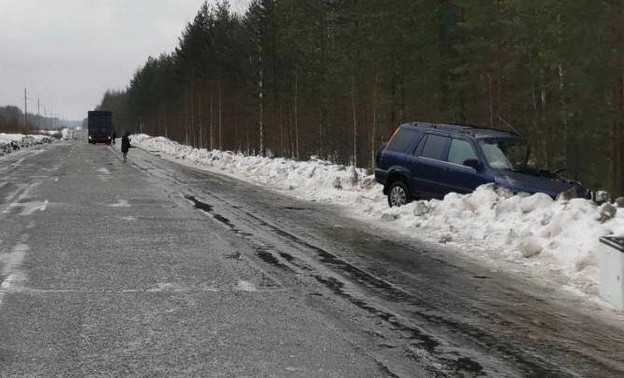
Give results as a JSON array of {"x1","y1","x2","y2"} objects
[
  {"x1": 441, "y1": 137, "x2": 489, "y2": 194},
  {"x1": 409, "y1": 133, "x2": 451, "y2": 199}
]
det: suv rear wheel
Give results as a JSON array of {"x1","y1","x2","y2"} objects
[{"x1": 387, "y1": 181, "x2": 411, "y2": 207}]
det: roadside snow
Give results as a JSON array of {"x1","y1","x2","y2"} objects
[
  {"x1": 36, "y1": 128, "x2": 73, "y2": 140},
  {"x1": 0, "y1": 133, "x2": 54, "y2": 156},
  {"x1": 108, "y1": 199, "x2": 130, "y2": 208},
  {"x1": 132, "y1": 134, "x2": 624, "y2": 301},
  {"x1": 61, "y1": 128, "x2": 73, "y2": 140}
]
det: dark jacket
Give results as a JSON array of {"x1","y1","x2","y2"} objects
[{"x1": 121, "y1": 134, "x2": 131, "y2": 153}]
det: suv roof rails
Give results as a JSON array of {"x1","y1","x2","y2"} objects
[
  {"x1": 405, "y1": 121, "x2": 521, "y2": 137},
  {"x1": 447, "y1": 122, "x2": 521, "y2": 136}
]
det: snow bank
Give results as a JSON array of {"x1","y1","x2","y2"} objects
[
  {"x1": 381, "y1": 185, "x2": 624, "y2": 294},
  {"x1": 132, "y1": 134, "x2": 624, "y2": 299},
  {"x1": 0, "y1": 133, "x2": 54, "y2": 156},
  {"x1": 61, "y1": 128, "x2": 73, "y2": 140},
  {"x1": 132, "y1": 134, "x2": 368, "y2": 204},
  {"x1": 35, "y1": 128, "x2": 73, "y2": 140}
]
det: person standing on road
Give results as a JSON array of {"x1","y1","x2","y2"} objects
[
  {"x1": 111, "y1": 130, "x2": 117, "y2": 145},
  {"x1": 121, "y1": 132, "x2": 131, "y2": 162}
]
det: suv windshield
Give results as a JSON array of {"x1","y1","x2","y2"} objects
[{"x1": 479, "y1": 138, "x2": 528, "y2": 170}]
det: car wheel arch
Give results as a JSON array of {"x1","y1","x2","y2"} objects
[{"x1": 384, "y1": 168, "x2": 411, "y2": 193}]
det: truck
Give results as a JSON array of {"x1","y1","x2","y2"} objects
[{"x1": 87, "y1": 110, "x2": 113, "y2": 144}]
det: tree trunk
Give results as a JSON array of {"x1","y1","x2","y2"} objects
[
  {"x1": 287, "y1": 101, "x2": 294, "y2": 158},
  {"x1": 351, "y1": 76, "x2": 357, "y2": 167},
  {"x1": 191, "y1": 79, "x2": 196, "y2": 147},
  {"x1": 235, "y1": 122, "x2": 239, "y2": 153},
  {"x1": 488, "y1": 73, "x2": 494, "y2": 126},
  {"x1": 198, "y1": 90, "x2": 203, "y2": 148},
  {"x1": 318, "y1": 109, "x2": 323, "y2": 157},
  {"x1": 609, "y1": 0, "x2": 624, "y2": 195},
  {"x1": 163, "y1": 108, "x2": 168, "y2": 138},
  {"x1": 218, "y1": 79, "x2": 223, "y2": 150},
  {"x1": 246, "y1": 128, "x2": 250, "y2": 155},
  {"x1": 184, "y1": 87, "x2": 190, "y2": 146},
  {"x1": 371, "y1": 74, "x2": 379, "y2": 171},
  {"x1": 613, "y1": 60, "x2": 624, "y2": 195},
  {"x1": 210, "y1": 86, "x2": 214, "y2": 150},
  {"x1": 259, "y1": 53, "x2": 265, "y2": 156},
  {"x1": 294, "y1": 72, "x2": 299, "y2": 160},
  {"x1": 279, "y1": 106, "x2": 284, "y2": 157}
]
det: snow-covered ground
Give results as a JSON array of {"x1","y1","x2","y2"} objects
[
  {"x1": 131, "y1": 134, "x2": 624, "y2": 305},
  {"x1": 0, "y1": 133, "x2": 56, "y2": 156}
]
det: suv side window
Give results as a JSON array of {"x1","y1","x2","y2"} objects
[
  {"x1": 448, "y1": 139, "x2": 478, "y2": 165},
  {"x1": 386, "y1": 127, "x2": 419, "y2": 152},
  {"x1": 419, "y1": 134, "x2": 450, "y2": 160}
]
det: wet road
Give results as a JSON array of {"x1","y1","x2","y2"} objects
[{"x1": 1, "y1": 138, "x2": 624, "y2": 377}]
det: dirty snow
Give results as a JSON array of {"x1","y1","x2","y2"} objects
[
  {"x1": 235, "y1": 280, "x2": 257, "y2": 292},
  {"x1": 108, "y1": 199, "x2": 131, "y2": 208},
  {"x1": 0, "y1": 133, "x2": 55, "y2": 156}
]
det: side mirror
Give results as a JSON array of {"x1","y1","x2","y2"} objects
[{"x1": 463, "y1": 158, "x2": 480, "y2": 170}]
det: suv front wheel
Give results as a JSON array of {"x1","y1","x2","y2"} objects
[{"x1": 387, "y1": 181, "x2": 411, "y2": 207}]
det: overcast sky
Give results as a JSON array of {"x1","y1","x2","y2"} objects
[{"x1": 0, "y1": 0, "x2": 250, "y2": 121}]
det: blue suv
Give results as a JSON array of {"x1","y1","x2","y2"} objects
[{"x1": 375, "y1": 122, "x2": 587, "y2": 207}]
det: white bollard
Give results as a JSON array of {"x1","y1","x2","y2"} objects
[{"x1": 599, "y1": 236, "x2": 624, "y2": 310}]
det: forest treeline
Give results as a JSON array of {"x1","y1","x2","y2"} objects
[
  {"x1": 98, "y1": 0, "x2": 624, "y2": 195},
  {"x1": 0, "y1": 106, "x2": 61, "y2": 133}
]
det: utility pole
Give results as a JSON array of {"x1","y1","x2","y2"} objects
[
  {"x1": 24, "y1": 88, "x2": 28, "y2": 127},
  {"x1": 37, "y1": 98, "x2": 40, "y2": 127}
]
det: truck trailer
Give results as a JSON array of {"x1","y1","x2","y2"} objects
[{"x1": 87, "y1": 110, "x2": 113, "y2": 144}]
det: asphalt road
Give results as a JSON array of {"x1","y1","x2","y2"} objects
[{"x1": 1, "y1": 137, "x2": 623, "y2": 377}]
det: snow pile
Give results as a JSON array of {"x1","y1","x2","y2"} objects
[
  {"x1": 36, "y1": 129, "x2": 61, "y2": 138},
  {"x1": 381, "y1": 185, "x2": 624, "y2": 293},
  {"x1": 61, "y1": 128, "x2": 73, "y2": 140},
  {"x1": 131, "y1": 134, "x2": 624, "y2": 298},
  {"x1": 35, "y1": 128, "x2": 72, "y2": 140},
  {"x1": 132, "y1": 134, "x2": 369, "y2": 204},
  {"x1": 0, "y1": 133, "x2": 54, "y2": 156}
]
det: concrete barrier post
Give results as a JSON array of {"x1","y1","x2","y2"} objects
[{"x1": 599, "y1": 236, "x2": 624, "y2": 310}]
